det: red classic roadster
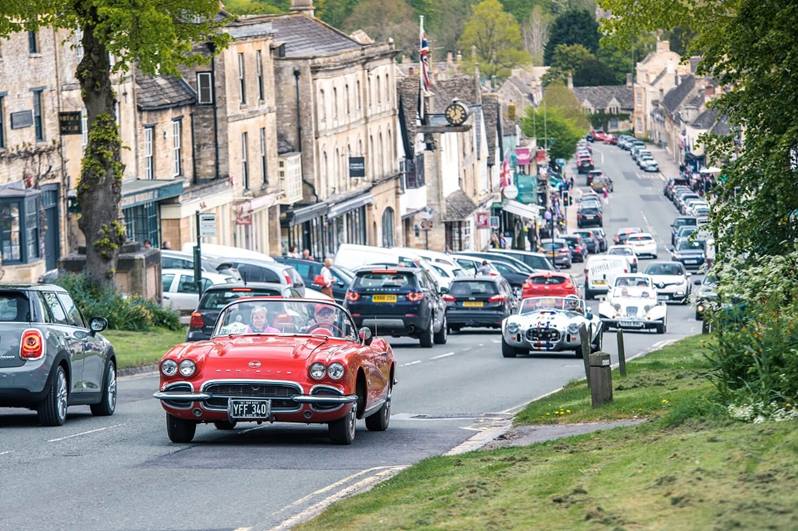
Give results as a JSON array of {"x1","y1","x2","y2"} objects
[{"x1": 153, "y1": 298, "x2": 395, "y2": 444}]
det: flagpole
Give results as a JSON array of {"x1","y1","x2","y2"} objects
[{"x1": 419, "y1": 15, "x2": 425, "y2": 121}]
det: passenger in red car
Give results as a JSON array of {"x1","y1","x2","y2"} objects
[{"x1": 246, "y1": 306, "x2": 280, "y2": 334}]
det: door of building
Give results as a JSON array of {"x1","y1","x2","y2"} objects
[{"x1": 42, "y1": 187, "x2": 60, "y2": 270}]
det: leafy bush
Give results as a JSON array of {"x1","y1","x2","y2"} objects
[
  {"x1": 706, "y1": 249, "x2": 798, "y2": 416},
  {"x1": 55, "y1": 274, "x2": 181, "y2": 331}
]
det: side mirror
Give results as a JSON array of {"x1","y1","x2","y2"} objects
[
  {"x1": 89, "y1": 317, "x2": 108, "y2": 335},
  {"x1": 358, "y1": 327, "x2": 373, "y2": 346},
  {"x1": 439, "y1": 286, "x2": 449, "y2": 295}
]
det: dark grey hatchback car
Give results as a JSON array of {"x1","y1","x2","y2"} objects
[{"x1": 0, "y1": 285, "x2": 116, "y2": 426}]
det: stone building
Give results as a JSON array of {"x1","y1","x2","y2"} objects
[
  {"x1": 232, "y1": 0, "x2": 400, "y2": 259},
  {"x1": 571, "y1": 75, "x2": 634, "y2": 132},
  {"x1": 632, "y1": 38, "x2": 690, "y2": 139}
]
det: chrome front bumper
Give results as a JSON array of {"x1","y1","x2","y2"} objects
[{"x1": 153, "y1": 391, "x2": 358, "y2": 405}]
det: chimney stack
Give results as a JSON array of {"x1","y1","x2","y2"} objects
[
  {"x1": 626, "y1": 73, "x2": 633, "y2": 87},
  {"x1": 290, "y1": 0, "x2": 314, "y2": 16}
]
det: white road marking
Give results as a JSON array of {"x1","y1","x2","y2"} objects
[
  {"x1": 0, "y1": 450, "x2": 12, "y2": 456},
  {"x1": 271, "y1": 465, "x2": 408, "y2": 530},
  {"x1": 400, "y1": 360, "x2": 422, "y2": 367},
  {"x1": 641, "y1": 211, "x2": 656, "y2": 237},
  {"x1": 491, "y1": 339, "x2": 501, "y2": 344},
  {"x1": 47, "y1": 423, "x2": 123, "y2": 443},
  {"x1": 430, "y1": 351, "x2": 455, "y2": 360}
]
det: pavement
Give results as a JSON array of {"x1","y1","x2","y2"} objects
[{"x1": 0, "y1": 142, "x2": 700, "y2": 531}]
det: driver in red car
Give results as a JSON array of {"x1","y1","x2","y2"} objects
[
  {"x1": 246, "y1": 306, "x2": 280, "y2": 334},
  {"x1": 311, "y1": 304, "x2": 342, "y2": 336}
]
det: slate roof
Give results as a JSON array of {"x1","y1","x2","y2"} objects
[
  {"x1": 650, "y1": 68, "x2": 668, "y2": 86},
  {"x1": 397, "y1": 77, "x2": 421, "y2": 157},
  {"x1": 662, "y1": 75, "x2": 696, "y2": 114},
  {"x1": 692, "y1": 107, "x2": 731, "y2": 135},
  {"x1": 443, "y1": 189, "x2": 479, "y2": 221},
  {"x1": 711, "y1": 116, "x2": 731, "y2": 136},
  {"x1": 431, "y1": 76, "x2": 480, "y2": 112},
  {"x1": 277, "y1": 134, "x2": 295, "y2": 155},
  {"x1": 482, "y1": 94, "x2": 500, "y2": 166},
  {"x1": 572, "y1": 85, "x2": 633, "y2": 111},
  {"x1": 136, "y1": 76, "x2": 196, "y2": 111},
  {"x1": 231, "y1": 14, "x2": 361, "y2": 58}
]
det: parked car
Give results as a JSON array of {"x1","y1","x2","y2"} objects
[
  {"x1": 491, "y1": 249, "x2": 555, "y2": 272},
  {"x1": 639, "y1": 157, "x2": 659, "y2": 172},
  {"x1": 212, "y1": 257, "x2": 305, "y2": 296},
  {"x1": 459, "y1": 251, "x2": 535, "y2": 274},
  {"x1": 160, "y1": 250, "x2": 240, "y2": 281},
  {"x1": 452, "y1": 255, "x2": 500, "y2": 277},
  {"x1": 587, "y1": 169, "x2": 603, "y2": 186},
  {"x1": 456, "y1": 255, "x2": 532, "y2": 296},
  {"x1": 606, "y1": 244, "x2": 639, "y2": 272},
  {"x1": 275, "y1": 257, "x2": 354, "y2": 304},
  {"x1": 613, "y1": 227, "x2": 643, "y2": 245},
  {"x1": 590, "y1": 173, "x2": 614, "y2": 193},
  {"x1": 0, "y1": 285, "x2": 115, "y2": 426},
  {"x1": 345, "y1": 266, "x2": 447, "y2": 347},
  {"x1": 669, "y1": 238, "x2": 706, "y2": 270},
  {"x1": 670, "y1": 216, "x2": 698, "y2": 245},
  {"x1": 154, "y1": 298, "x2": 394, "y2": 445},
  {"x1": 521, "y1": 272, "x2": 577, "y2": 299},
  {"x1": 333, "y1": 243, "x2": 419, "y2": 271},
  {"x1": 644, "y1": 261, "x2": 691, "y2": 304},
  {"x1": 161, "y1": 269, "x2": 232, "y2": 322},
  {"x1": 598, "y1": 274, "x2": 668, "y2": 333},
  {"x1": 577, "y1": 157, "x2": 594, "y2": 174},
  {"x1": 673, "y1": 225, "x2": 698, "y2": 246},
  {"x1": 186, "y1": 282, "x2": 302, "y2": 341},
  {"x1": 664, "y1": 177, "x2": 691, "y2": 200},
  {"x1": 573, "y1": 228, "x2": 607, "y2": 253},
  {"x1": 625, "y1": 232, "x2": 658, "y2": 259},
  {"x1": 540, "y1": 239, "x2": 573, "y2": 269},
  {"x1": 561, "y1": 234, "x2": 589, "y2": 263},
  {"x1": 577, "y1": 204, "x2": 603, "y2": 228},
  {"x1": 443, "y1": 277, "x2": 515, "y2": 332},
  {"x1": 584, "y1": 255, "x2": 630, "y2": 299},
  {"x1": 501, "y1": 296, "x2": 603, "y2": 358}
]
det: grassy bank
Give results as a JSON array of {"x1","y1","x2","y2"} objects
[
  {"x1": 104, "y1": 327, "x2": 186, "y2": 370},
  {"x1": 300, "y1": 336, "x2": 798, "y2": 530}
]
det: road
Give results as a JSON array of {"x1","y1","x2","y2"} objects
[{"x1": 0, "y1": 142, "x2": 701, "y2": 531}]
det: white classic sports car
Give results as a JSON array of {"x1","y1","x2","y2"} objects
[
  {"x1": 599, "y1": 274, "x2": 668, "y2": 333},
  {"x1": 501, "y1": 296, "x2": 604, "y2": 358}
]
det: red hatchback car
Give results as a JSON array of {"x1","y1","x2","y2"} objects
[
  {"x1": 521, "y1": 272, "x2": 578, "y2": 299},
  {"x1": 153, "y1": 298, "x2": 395, "y2": 445}
]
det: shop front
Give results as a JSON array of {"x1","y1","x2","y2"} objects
[
  {"x1": 233, "y1": 192, "x2": 279, "y2": 255},
  {"x1": 327, "y1": 192, "x2": 372, "y2": 255},
  {"x1": 160, "y1": 180, "x2": 235, "y2": 250},
  {"x1": 0, "y1": 181, "x2": 45, "y2": 282},
  {"x1": 121, "y1": 179, "x2": 184, "y2": 248},
  {"x1": 282, "y1": 202, "x2": 329, "y2": 259}
]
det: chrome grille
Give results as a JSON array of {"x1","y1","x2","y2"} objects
[
  {"x1": 202, "y1": 381, "x2": 302, "y2": 412},
  {"x1": 526, "y1": 328, "x2": 561, "y2": 342}
]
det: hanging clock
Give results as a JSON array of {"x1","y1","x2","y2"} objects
[{"x1": 444, "y1": 100, "x2": 469, "y2": 127}]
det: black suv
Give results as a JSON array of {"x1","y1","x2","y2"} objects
[
  {"x1": 344, "y1": 266, "x2": 447, "y2": 347},
  {"x1": 274, "y1": 257, "x2": 354, "y2": 303},
  {"x1": 443, "y1": 277, "x2": 515, "y2": 332},
  {"x1": 577, "y1": 204, "x2": 603, "y2": 227},
  {"x1": 186, "y1": 283, "x2": 299, "y2": 341}
]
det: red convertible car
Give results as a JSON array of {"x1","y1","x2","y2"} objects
[{"x1": 153, "y1": 298, "x2": 395, "y2": 445}]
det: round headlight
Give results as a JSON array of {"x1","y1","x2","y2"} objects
[
  {"x1": 161, "y1": 359, "x2": 178, "y2": 377},
  {"x1": 697, "y1": 304, "x2": 705, "y2": 312},
  {"x1": 309, "y1": 362, "x2": 326, "y2": 380},
  {"x1": 327, "y1": 362, "x2": 345, "y2": 380},
  {"x1": 612, "y1": 303, "x2": 621, "y2": 310},
  {"x1": 507, "y1": 322, "x2": 519, "y2": 334},
  {"x1": 643, "y1": 305, "x2": 652, "y2": 313},
  {"x1": 178, "y1": 359, "x2": 196, "y2": 377},
  {"x1": 567, "y1": 323, "x2": 580, "y2": 334}
]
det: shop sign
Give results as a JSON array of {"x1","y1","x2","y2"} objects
[
  {"x1": 199, "y1": 213, "x2": 217, "y2": 237},
  {"x1": 235, "y1": 205, "x2": 252, "y2": 225},
  {"x1": 10, "y1": 110, "x2": 33, "y2": 129},
  {"x1": 515, "y1": 147, "x2": 531, "y2": 166},
  {"x1": 59, "y1": 112, "x2": 83, "y2": 135},
  {"x1": 348, "y1": 157, "x2": 366, "y2": 178},
  {"x1": 475, "y1": 211, "x2": 490, "y2": 229},
  {"x1": 420, "y1": 219, "x2": 433, "y2": 230},
  {"x1": 502, "y1": 184, "x2": 518, "y2": 200},
  {"x1": 489, "y1": 216, "x2": 500, "y2": 229}
]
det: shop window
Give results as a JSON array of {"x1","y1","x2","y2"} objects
[
  {"x1": 256, "y1": 50, "x2": 265, "y2": 102},
  {"x1": 33, "y1": 89, "x2": 44, "y2": 142},
  {"x1": 0, "y1": 202, "x2": 21, "y2": 262},
  {"x1": 123, "y1": 202, "x2": 159, "y2": 247},
  {"x1": 381, "y1": 207, "x2": 395, "y2": 247},
  {"x1": 25, "y1": 196, "x2": 39, "y2": 260},
  {"x1": 172, "y1": 119, "x2": 182, "y2": 177}
]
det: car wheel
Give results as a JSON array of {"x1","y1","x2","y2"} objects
[
  {"x1": 656, "y1": 321, "x2": 667, "y2": 334},
  {"x1": 329, "y1": 404, "x2": 357, "y2": 445},
  {"x1": 419, "y1": 319, "x2": 434, "y2": 348},
  {"x1": 166, "y1": 413, "x2": 197, "y2": 443},
  {"x1": 90, "y1": 359, "x2": 117, "y2": 417},
  {"x1": 591, "y1": 330, "x2": 603, "y2": 353},
  {"x1": 433, "y1": 315, "x2": 448, "y2": 345},
  {"x1": 214, "y1": 421, "x2": 237, "y2": 430},
  {"x1": 501, "y1": 338, "x2": 517, "y2": 358},
  {"x1": 38, "y1": 365, "x2": 68, "y2": 426},
  {"x1": 365, "y1": 387, "x2": 391, "y2": 432}
]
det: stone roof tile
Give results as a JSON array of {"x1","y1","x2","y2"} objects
[
  {"x1": 443, "y1": 190, "x2": 479, "y2": 221},
  {"x1": 572, "y1": 85, "x2": 633, "y2": 110},
  {"x1": 136, "y1": 76, "x2": 196, "y2": 111}
]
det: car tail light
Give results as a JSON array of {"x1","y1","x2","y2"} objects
[
  {"x1": 442, "y1": 294, "x2": 456, "y2": 303},
  {"x1": 406, "y1": 291, "x2": 425, "y2": 302},
  {"x1": 345, "y1": 290, "x2": 360, "y2": 302},
  {"x1": 232, "y1": 287, "x2": 252, "y2": 292},
  {"x1": 189, "y1": 312, "x2": 205, "y2": 330},
  {"x1": 284, "y1": 274, "x2": 293, "y2": 286},
  {"x1": 20, "y1": 329, "x2": 44, "y2": 360},
  {"x1": 488, "y1": 294, "x2": 507, "y2": 303}
]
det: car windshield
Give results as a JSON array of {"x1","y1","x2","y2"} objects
[
  {"x1": 645, "y1": 263, "x2": 684, "y2": 276},
  {"x1": 519, "y1": 297, "x2": 584, "y2": 315},
  {"x1": 609, "y1": 247, "x2": 633, "y2": 256},
  {"x1": 627, "y1": 235, "x2": 652, "y2": 242},
  {"x1": 0, "y1": 291, "x2": 31, "y2": 321},
  {"x1": 614, "y1": 276, "x2": 651, "y2": 288},
  {"x1": 450, "y1": 281, "x2": 498, "y2": 296},
  {"x1": 677, "y1": 239, "x2": 705, "y2": 251},
  {"x1": 200, "y1": 287, "x2": 283, "y2": 310},
  {"x1": 529, "y1": 275, "x2": 566, "y2": 285},
  {"x1": 213, "y1": 299, "x2": 355, "y2": 339},
  {"x1": 542, "y1": 241, "x2": 565, "y2": 251}
]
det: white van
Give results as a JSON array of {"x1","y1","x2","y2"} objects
[
  {"x1": 181, "y1": 242, "x2": 275, "y2": 262},
  {"x1": 584, "y1": 255, "x2": 629, "y2": 299},
  {"x1": 333, "y1": 244, "x2": 419, "y2": 270}
]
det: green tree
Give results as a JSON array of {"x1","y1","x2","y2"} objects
[
  {"x1": 542, "y1": 81, "x2": 590, "y2": 129},
  {"x1": 343, "y1": 0, "x2": 417, "y2": 57},
  {"x1": 224, "y1": 0, "x2": 287, "y2": 15},
  {"x1": 543, "y1": 8, "x2": 599, "y2": 65},
  {"x1": 0, "y1": 2, "x2": 227, "y2": 286},
  {"x1": 599, "y1": 0, "x2": 798, "y2": 259},
  {"x1": 425, "y1": 0, "x2": 477, "y2": 56},
  {"x1": 459, "y1": 0, "x2": 530, "y2": 78},
  {"x1": 521, "y1": 106, "x2": 585, "y2": 161}
]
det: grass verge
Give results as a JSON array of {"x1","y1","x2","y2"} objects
[
  {"x1": 104, "y1": 327, "x2": 186, "y2": 370},
  {"x1": 299, "y1": 336, "x2": 798, "y2": 530}
]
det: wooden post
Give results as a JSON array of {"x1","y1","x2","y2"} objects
[
  {"x1": 579, "y1": 324, "x2": 591, "y2": 386},
  {"x1": 589, "y1": 352, "x2": 613, "y2": 407},
  {"x1": 617, "y1": 328, "x2": 627, "y2": 377}
]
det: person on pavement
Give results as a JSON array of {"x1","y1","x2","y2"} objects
[
  {"x1": 478, "y1": 260, "x2": 493, "y2": 275},
  {"x1": 302, "y1": 249, "x2": 313, "y2": 261},
  {"x1": 319, "y1": 258, "x2": 335, "y2": 298}
]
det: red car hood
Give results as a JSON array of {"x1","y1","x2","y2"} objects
[{"x1": 207, "y1": 335, "x2": 336, "y2": 361}]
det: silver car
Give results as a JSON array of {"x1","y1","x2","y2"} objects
[{"x1": 0, "y1": 285, "x2": 116, "y2": 425}]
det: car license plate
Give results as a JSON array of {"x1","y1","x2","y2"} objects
[
  {"x1": 657, "y1": 295, "x2": 669, "y2": 301},
  {"x1": 463, "y1": 301, "x2": 484, "y2": 308},
  {"x1": 619, "y1": 319, "x2": 644, "y2": 328},
  {"x1": 584, "y1": 215, "x2": 594, "y2": 219},
  {"x1": 228, "y1": 399, "x2": 271, "y2": 420},
  {"x1": 684, "y1": 259, "x2": 698, "y2": 264},
  {"x1": 594, "y1": 279, "x2": 606, "y2": 285},
  {"x1": 372, "y1": 294, "x2": 397, "y2": 303}
]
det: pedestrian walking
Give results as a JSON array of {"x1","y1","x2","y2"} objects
[
  {"x1": 489, "y1": 232, "x2": 500, "y2": 249},
  {"x1": 316, "y1": 258, "x2": 335, "y2": 298},
  {"x1": 289, "y1": 246, "x2": 300, "y2": 258},
  {"x1": 478, "y1": 260, "x2": 492, "y2": 275}
]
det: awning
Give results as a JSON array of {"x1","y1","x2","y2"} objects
[
  {"x1": 120, "y1": 179, "x2": 184, "y2": 209},
  {"x1": 502, "y1": 199, "x2": 540, "y2": 221},
  {"x1": 328, "y1": 192, "x2": 373, "y2": 218},
  {"x1": 289, "y1": 202, "x2": 330, "y2": 226},
  {"x1": 515, "y1": 147, "x2": 532, "y2": 165}
]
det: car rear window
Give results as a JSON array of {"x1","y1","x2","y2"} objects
[
  {"x1": 627, "y1": 235, "x2": 652, "y2": 242},
  {"x1": 542, "y1": 242, "x2": 565, "y2": 251},
  {"x1": 579, "y1": 207, "x2": 599, "y2": 215},
  {"x1": 529, "y1": 276, "x2": 566, "y2": 285},
  {"x1": 355, "y1": 272, "x2": 416, "y2": 290},
  {"x1": 646, "y1": 263, "x2": 684, "y2": 275},
  {"x1": 200, "y1": 288, "x2": 282, "y2": 310},
  {"x1": 236, "y1": 264, "x2": 280, "y2": 283},
  {"x1": 450, "y1": 281, "x2": 499, "y2": 296},
  {"x1": 0, "y1": 291, "x2": 31, "y2": 322}
]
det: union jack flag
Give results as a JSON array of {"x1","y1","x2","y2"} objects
[{"x1": 419, "y1": 17, "x2": 432, "y2": 94}]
